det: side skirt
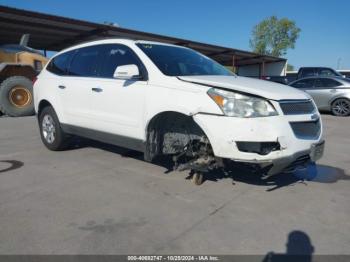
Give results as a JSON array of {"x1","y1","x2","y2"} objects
[{"x1": 61, "y1": 124, "x2": 145, "y2": 153}]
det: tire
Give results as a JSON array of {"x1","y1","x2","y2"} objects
[
  {"x1": 38, "y1": 106, "x2": 68, "y2": 151},
  {"x1": 331, "y1": 98, "x2": 350, "y2": 117},
  {"x1": 0, "y1": 76, "x2": 35, "y2": 117}
]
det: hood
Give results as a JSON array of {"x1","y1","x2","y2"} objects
[{"x1": 178, "y1": 75, "x2": 308, "y2": 100}]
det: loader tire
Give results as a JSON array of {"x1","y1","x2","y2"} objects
[{"x1": 0, "y1": 76, "x2": 35, "y2": 117}]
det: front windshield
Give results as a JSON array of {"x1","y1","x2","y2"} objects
[{"x1": 136, "y1": 43, "x2": 233, "y2": 77}]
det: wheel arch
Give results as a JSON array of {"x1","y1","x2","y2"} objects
[
  {"x1": 37, "y1": 99, "x2": 52, "y2": 117},
  {"x1": 329, "y1": 95, "x2": 350, "y2": 106},
  {"x1": 144, "y1": 110, "x2": 209, "y2": 161},
  {"x1": 146, "y1": 110, "x2": 191, "y2": 132}
]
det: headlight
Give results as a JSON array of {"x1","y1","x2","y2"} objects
[{"x1": 207, "y1": 88, "x2": 278, "y2": 117}]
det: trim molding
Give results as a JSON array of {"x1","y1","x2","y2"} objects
[{"x1": 61, "y1": 124, "x2": 145, "y2": 152}]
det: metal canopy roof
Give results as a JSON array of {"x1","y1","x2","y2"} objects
[{"x1": 0, "y1": 5, "x2": 285, "y2": 66}]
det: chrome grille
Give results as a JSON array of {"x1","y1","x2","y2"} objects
[
  {"x1": 290, "y1": 120, "x2": 321, "y2": 140},
  {"x1": 279, "y1": 100, "x2": 316, "y2": 115}
]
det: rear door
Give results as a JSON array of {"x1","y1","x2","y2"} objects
[
  {"x1": 89, "y1": 44, "x2": 147, "y2": 140},
  {"x1": 60, "y1": 45, "x2": 103, "y2": 128},
  {"x1": 311, "y1": 78, "x2": 343, "y2": 109},
  {"x1": 45, "y1": 50, "x2": 74, "y2": 123}
]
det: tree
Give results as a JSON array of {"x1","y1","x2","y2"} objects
[
  {"x1": 287, "y1": 64, "x2": 295, "y2": 71},
  {"x1": 250, "y1": 16, "x2": 301, "y2": 57}
]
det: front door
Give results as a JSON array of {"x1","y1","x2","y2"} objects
[
  {"x1": 290, "y1": 78, "x2": 316, "y2": 101},
  {"x1": 89, "y1": 44, "x2": 147, "y2": 140}
]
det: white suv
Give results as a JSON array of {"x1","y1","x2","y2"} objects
[{"x1": 34, "y1": 39, "x2": 324, "y2": 184}]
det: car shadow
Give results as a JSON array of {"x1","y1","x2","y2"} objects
[
  {"x1": 203, "y1": 162, "x2": 348, "y2": 191},
  {"x1": 319, "y1": 110, "x2": 332, "y2": 115},
  {"x1": 68, "y1": 138, "x2": 349, "y2": 191}
]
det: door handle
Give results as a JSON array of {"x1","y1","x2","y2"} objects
[
  {"x1": 92, "y1": 87, "x2": 103, "y2": 93},
  {"x1": 58, "y1": 85, "x2": 66, "y2": 89},
  {"x1": 330, "y1": 89, "x2": 337, "y2": 93}
]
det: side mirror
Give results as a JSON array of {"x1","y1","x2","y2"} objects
[{"x1": 113, "y1": 64, "x2": 141, "y2": 80}]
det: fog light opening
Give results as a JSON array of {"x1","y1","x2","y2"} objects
[{"x1": 236, "y1": 141, "x2": 281, "y2": 155}]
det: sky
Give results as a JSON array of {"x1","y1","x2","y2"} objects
[{"x1": 2, "y1": 0, "x2": 350, "y2": 70}]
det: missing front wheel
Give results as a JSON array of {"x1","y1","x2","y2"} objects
[{"x1": 172, "y1": 137, "x2": 223, "y2": 185}]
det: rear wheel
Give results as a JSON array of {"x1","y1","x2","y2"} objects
[
  {"x1": 39, "y1": 106, "x2": 68, "y2": 150},
  {"x1": 331, "y1": 98, "x2": 350, "y2": 116},
  {"x1": 0, "y1": 76, "x2": 35, "y2": 117}
]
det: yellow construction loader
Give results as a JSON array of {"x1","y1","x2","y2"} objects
[{"x1": 0, "y1": 34, "x2": 48, "y2": 117}]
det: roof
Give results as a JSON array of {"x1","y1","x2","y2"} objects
[
  {"x1": 59, "y1": 39, "x2": 192, "y2": 54},
  {"x1": 289, "y1": 76, "x2": 350, "y2": 84},
  {"x1": 0, "y1": 5, "x2": 286, "y2": 66}
]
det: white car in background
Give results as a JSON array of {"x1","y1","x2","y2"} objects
[{"x1": 34, "y1": 39, "x2": 324, "y2": 185}]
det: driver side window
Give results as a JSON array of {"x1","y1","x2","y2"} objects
[{"x1": 291, "y1": 78, "x2": 315, "y2": 89}]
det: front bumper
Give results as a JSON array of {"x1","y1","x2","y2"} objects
[{"x1": 193, "y1": 112, "x2": 324, "y2": 175}]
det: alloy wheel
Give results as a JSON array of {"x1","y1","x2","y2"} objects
[
  {"x1": 42, "y1": 114, "x2": 56, "y2": 143},
  {"x1": 332, "y1": 99, "x2": 350, "y2": 116}
]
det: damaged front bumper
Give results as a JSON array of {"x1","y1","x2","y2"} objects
[{"x1": 193, "y1": 112, "x2": 325, "y2": 176}]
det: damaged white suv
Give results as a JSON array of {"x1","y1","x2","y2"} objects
[{"x1": 34, "y1": 39, "x2": 325, "y2": 184}]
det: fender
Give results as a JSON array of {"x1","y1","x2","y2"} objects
[
  {"x1": 328, "y1": 92, "x2": 350, "y2": 106},
  {"x1": 36, "y1": 98, "x2": 66, "y2": 123}
]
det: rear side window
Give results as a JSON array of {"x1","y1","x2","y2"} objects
[
  {"x1": 68, "y1": 46, "x2": 101, "y2": 77},
  {"x1": 46, "y1": 51, "x2": 72, "y2": 75},
  {"x1": 315, "y1": 78, "x2": 342, "y2": 88},
  {"x1": 291, "y1": 78, "x2": 315, "y2": 89},
  {"x1": 98, "y1": 44, "x2": 143, "y2": 78}
]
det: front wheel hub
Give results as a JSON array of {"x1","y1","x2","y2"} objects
[{"x1": 9, "y1": 86, "x2": 32, "y2": 108}]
